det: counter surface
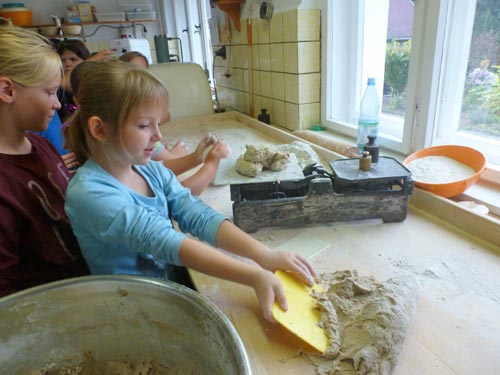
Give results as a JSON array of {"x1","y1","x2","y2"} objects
[{"x1": 162, "y1": 112, "x2": 500, "y2": 375}]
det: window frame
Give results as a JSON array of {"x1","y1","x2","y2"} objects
[{"x1": 322, "y1": 0, "x2": 499, "y2": 169}]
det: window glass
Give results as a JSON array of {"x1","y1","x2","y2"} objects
[
  {"x1": 324, "y1": 0, "x2": 415, "y2": 153},
  {"x1": 381, "y1": 0, "x2": 414, "y2": 142},
  {"x1": 455, "y1": 0, "x2": 500, "y2": 164},
  {"x1": 324, "y1": 0, "x2": 499, "y2": 166},
  {"x1": 429, "y1": 0, "x2": 500, "y2": 165}
]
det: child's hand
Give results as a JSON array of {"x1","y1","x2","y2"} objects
[
  {"x1": 61, "y1": 152, "x2": 80, "y2": 174},
  {"x1": 194, "y1": 132, "x2": 217, "y2": 163},
  {"x1": 88, "y1": 49, "x2": 115, "y2": 61},
  {"x1": 205, "y1": 140, "x2": 229, "y2": 164},
  {"x1": 167, "y1": 141, "x2": 189, "y2": 158},
  {"x1": 251, "y1": 269, "x2": 287, "y2": 322},
  {"x1": 259, "y1": 250, "x2": 316, "y2": 287}
]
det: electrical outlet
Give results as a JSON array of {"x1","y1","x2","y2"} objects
[{"x1": 215, "y1": 45, "x2": 226, "y2": 59}]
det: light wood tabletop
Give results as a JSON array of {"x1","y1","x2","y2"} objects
[{"x1": 163, "y1": 112, "x2": 500, "y2": 375}]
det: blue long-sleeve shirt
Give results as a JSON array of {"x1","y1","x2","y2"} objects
[
  {"x1": 33, "y1": 112, "x2": 68, "y2": 156},
  {"x1": 65, "y1": 159, "x2": 226, "y2": 279}
]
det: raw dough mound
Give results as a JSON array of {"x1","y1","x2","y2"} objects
[
  {"x1": 276, "y1": 141, "x2": 320, "y2": 168},
  {"x1": 244, "y1": 144, "x2": 276, "y2": 163},
  {"x1": 33, "y1": 351, "x2": 171, "y2": 375},
  {"x1": 263, "y1": 151, "x2": 290, "y2": 171},
  {"x1": 311, "y1": 270, "x2": 418, "y2": 375},
  {"x1": 235, "y1": 155, "x2": 264, "y2": 177},
  {"x1": 235, "y1": 144, "x2": 290, "y2": 177}
]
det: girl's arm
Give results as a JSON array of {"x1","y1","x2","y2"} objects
[
  {"x1": 214, "y1": 221, "x2": 316, "y2": 286},
  {"x1": 187, "y1": 220, "x2": 316, "y2": 321},
  {"x1": 159, "y1": 133, "x2": 217, "y2": 175},
  {"x1": 162, "y1": 152, "x2": 202, "y2": 175},
  {"x1": 180, "y1": 140, "x2": 229, "y2": 195},
  {"x1": 178, "y1": 236, "x2": 287, "y2": 321}
]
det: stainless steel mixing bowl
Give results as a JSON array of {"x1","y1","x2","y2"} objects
[{"x1": 0, "y1": 275, "x2": 252, "y2": 374}]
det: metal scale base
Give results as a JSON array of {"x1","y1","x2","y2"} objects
[{"x1": 230, "y1": 157, "x2": 413, "y2": 233}]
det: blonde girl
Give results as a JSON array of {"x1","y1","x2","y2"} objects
[
  {"x1": 0, "y1": 27, "x2": 89, "y2": 297},
  {"x1": 64, "y1": 61, "x2": 315, "y2": 321}
]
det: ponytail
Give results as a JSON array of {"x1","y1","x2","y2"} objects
[{"x1": 64, "y1": 111, "x2": 91, "y2": 164}]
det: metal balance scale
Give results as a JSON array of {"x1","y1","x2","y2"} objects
[{"x1": 230, "y1": 156, "x2": 413, "y2": 232}]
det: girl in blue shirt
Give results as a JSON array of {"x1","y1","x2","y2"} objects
[{"x1": 64, "y1": 60, "x2": 316, "y2": 321}]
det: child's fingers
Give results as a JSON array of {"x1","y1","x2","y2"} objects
[
  {"x1": 66, "y1": 160, "x2": 80, "y2": 168},
  {"x1": 204, "y1": 132, "x2": 217, "y2": 146},
  {"x1": 297, "y1": 254, "x2": 317, "y2": 277},
  {"x1": 263, "y1": 280, "x2": 287, "y2": 322}
]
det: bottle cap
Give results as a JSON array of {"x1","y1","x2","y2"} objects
[{"x1": 367, "y1": 77, "x2": 375, "y2": 84}]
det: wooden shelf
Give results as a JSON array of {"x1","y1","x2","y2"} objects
[
  {"x1": 28, "y1": 19, "x2": 156, "y2": 28},
  {"x1": 27, "y1": 20, "x2": 157, "y2": 40},
  {"x1": 210, "y1": 0, "x2": 244, "y2": 32}
]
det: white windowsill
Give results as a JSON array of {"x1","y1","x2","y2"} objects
[{"x1": 454, "y1": 166, "x2": 500, "y2": 218}]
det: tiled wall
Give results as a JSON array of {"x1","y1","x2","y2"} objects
[{"x1": 213, "y1": 9, "x2": 321, "y2": 131}]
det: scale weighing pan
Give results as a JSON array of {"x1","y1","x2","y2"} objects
[
  {"x1": 213, "y1": 154, "x2": 304, "y2": 186},
  {"x1": 329, "y1": 156, "x2": 412, "y2": 193}
]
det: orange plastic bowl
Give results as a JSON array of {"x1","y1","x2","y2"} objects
[{"x1": 403, "y1": 145, "x2": 487, "y2": 198}]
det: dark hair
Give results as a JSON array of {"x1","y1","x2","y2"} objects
[
  {"x1": 57, "y1": 40, "x2": 91, "y2": 60},
  {"x1": 70, "y1": 60, "x2": 99, "y2": 96},
  {"x1": 119, "y1": 51, "x2": 149, "y2": 68}
]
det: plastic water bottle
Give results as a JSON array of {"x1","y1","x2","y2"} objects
[{"x1": 357, "y1": 78, "x2": 380, "y2": 154}]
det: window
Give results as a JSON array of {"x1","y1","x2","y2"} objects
[
  {"x1": 434, "y1": 0, "x2": 500, "y2": 165},
  {"x1": 323, "y1": 0, "x2": 500, "y2": 167}
]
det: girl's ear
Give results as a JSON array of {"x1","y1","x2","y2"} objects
[
  {"x1": 87, "y1": 116, "x2": 108, "y2": 141},
  {"x1": 0, "y1": 77, "x2": 15, "y2": 103}
]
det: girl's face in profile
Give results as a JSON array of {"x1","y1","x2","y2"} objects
[
  {"x1": 11, "y1": 69, "x2": 61, "y2": 133},
  {"x1": 117, "y1": 100, "x2": 170, "y2": 165},
  {"x1": 61, "y1": 50, "x2": 84, "y2": 73}
]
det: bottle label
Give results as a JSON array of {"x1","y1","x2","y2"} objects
[{"x1": 357, "y1": 122, "x2": 379, "y2": 153}]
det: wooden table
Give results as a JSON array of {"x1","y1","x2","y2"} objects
[{"x1": 162, "y1": 112, "x2": 500, "y2": 375}]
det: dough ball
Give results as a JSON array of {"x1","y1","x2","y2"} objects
[
  {"x1": 264, "y1": 151, "x2": 290, "y2": 171},
  {"x1": 243, "y1": 144, "x2": 276, "y2": 163},
  {"x1": 235, "y1": 144, "x2": 291, "y2": 177},
  {"x1": 235, "y1": 155, "x2": 263, "y2": 177}
]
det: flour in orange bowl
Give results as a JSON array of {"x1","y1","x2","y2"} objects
[{"x1": 406, "y1": 155, "x2": 476, "y2": 184}]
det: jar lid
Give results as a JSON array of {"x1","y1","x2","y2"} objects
[
  {"x1": 1, "y1": 3, "x2": 25, "y2": 8},
  {"x1": 0, "y1": 7, "x2": 30, "y2": 12}
]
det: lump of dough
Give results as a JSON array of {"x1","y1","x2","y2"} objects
[
  {"x1": 235, "y1": 144, "x2": 291, "y2": 177},
  {"x1": 263, "y1": 151, "x2": 290, "y2": 171},
  {"x1": 243, "y1": 144, "x2": 275, "y2": 163},
  {"x1": 276, "y1": 141, "x2": 320, "y2": 168},
  {"x1": 311, "y1": 270, "x2": 418, "y2": 375},
  {"x1": 235, "y1": 155, "x2": 263, "y2": 177}
]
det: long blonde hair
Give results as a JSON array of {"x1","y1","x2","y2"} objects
[
  {"x1": 66, "y1": 60, "x2": 169, "y2": 164},
  {"x1": 0, "y1": 27, "x2": 61, "y2": 86}
]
